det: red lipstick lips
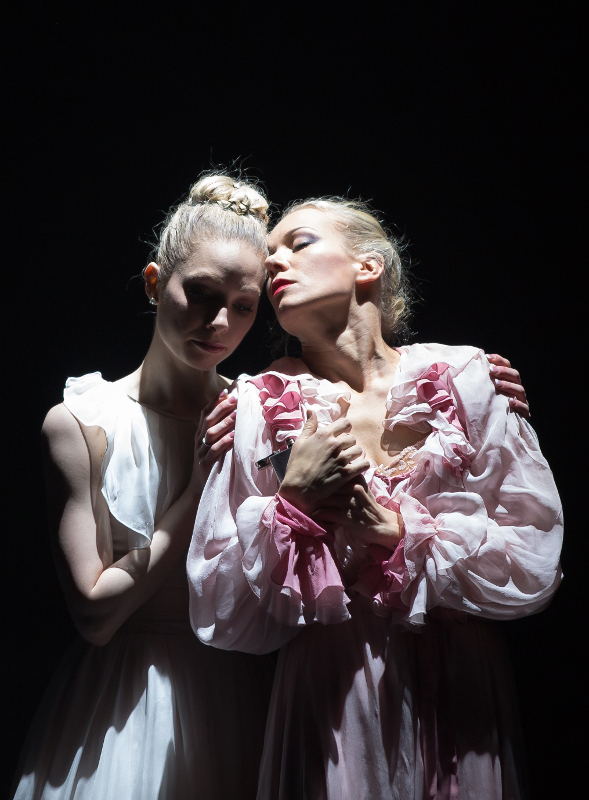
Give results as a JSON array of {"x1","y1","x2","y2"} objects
[{"x1": 272, "y1": 279, "x2": 293, "y2": 297}]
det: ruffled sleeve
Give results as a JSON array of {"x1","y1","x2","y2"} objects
[
  {"x1": 373, "y1": 346, "x2": 563, "y2": 625},
  {"x1": 187, "y1": 373, "x2": 351, "y2": 654}
]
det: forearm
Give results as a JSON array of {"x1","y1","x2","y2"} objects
[{"x1": 73, "y1": 487, "x2": 201, "y2": 644}]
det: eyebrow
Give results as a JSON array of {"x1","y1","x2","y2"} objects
[
  {"x1": 184, "y1": 273, "x2": 261, "y2": 294},
  {"x1": 268, "y1": 226, "x2": 316, "y2": 256}
]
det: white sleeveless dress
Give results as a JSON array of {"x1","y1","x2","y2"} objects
[{"x1": 12, "y1": 373, "x2": 275, "y2": 800}]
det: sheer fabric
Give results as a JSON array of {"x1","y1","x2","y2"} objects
[
  {"x1": 187, "y1": 343, "x2": 562, "y2": 799},
  {"x1": 12, "y1": 374, "x2": 275, "y2": 800}
]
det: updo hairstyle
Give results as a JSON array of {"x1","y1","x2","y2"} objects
[
  {"x1": 153, "y1": 173, "x2": 270, "y2": 280},
  {"x1": 280, "y1": 198, "x2": 411, "y2": 343}
]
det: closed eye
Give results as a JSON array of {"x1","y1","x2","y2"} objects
[
  {"x1": 234, "y1": 303, "x2": 255, "y2": 314},
  {"x1": 293, "y1": 241, "x2": 312, "y2": 252}
]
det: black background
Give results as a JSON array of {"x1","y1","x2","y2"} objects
[{"x1": 2, "y1": 2, "x2": 585, "y2": 796}]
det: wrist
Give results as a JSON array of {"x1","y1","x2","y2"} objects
[
  {"x1": 278, "y1": 482, "x2": 314, "y2": 516},
  {"x1": 371, "y1": 509, "x2": 403, "y2": 549}
]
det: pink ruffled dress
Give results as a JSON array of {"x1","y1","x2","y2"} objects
[{"x1": 187, "y1": 343, "x2": 563, "y2": 800}]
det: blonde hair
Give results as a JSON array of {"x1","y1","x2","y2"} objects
[
  {"x1": 153, "y1": 173, "x2": 269, "y2": 279},
  {"x1": 280, "y1": 197, "x2": 411, "y2": 343}
]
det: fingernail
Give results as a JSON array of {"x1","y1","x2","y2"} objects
[
  {"x1": 228, "y1": 430, "x2": 235, "y2": 438},
  {"x1": 489, "y1": 364, "x2": 496, "y2": 373},
  {"x1": 219, "y1": 388, "x2": 228, "y2": 396},
  {"x1": 494, "y1": 378, "x2": 501, "y2": 387},
  {"x1": 227, "y1": 395, "x2": 237, "y2": 404},
  {"x1": 486, "y1": 354, "x2": 495, "y2": 361}
]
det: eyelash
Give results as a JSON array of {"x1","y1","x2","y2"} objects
[
  {"x1": 293, "y1": 241, "x2": 311, "y2": 252},
  {"x1": 186, "y1": 289, "x2": 253, "y2": 314}
]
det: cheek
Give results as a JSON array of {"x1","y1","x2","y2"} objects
[{"x1": 158, "y1": 291, "x2": 198, "y2": 334}]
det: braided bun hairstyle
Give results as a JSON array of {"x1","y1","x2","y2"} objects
[
  {"x1": 154, "y1": 173, "x2": 269, "y2": 279},
  {"x1": 279, "y1": 198, "x2": 412, "y2": 344}
]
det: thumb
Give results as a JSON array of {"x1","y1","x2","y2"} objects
[{"x1": 299, "y1": 408, "x2": 318, "y2": 438}]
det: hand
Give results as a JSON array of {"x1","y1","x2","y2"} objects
[
  {"x1": 278, "y1": 409, "x2": 371, "y2": 516},
  {"x1": 314, "y1": 478, "x2": 403, "y2": 550},
  {"x1": 190, "y1": 390, "x2": 237, "y2": 494},
  {"x1": 487, "y1": 353, "x2": 530, "y2": 419}
]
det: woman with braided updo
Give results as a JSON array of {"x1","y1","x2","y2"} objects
[
  {"x1": 187, "y1": 197, "x2": 561, "y2": 799},
  {"x1": 11, "y1": 175, "x2": 277, "y2": 800}
]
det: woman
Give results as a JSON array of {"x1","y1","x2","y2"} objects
[
  {"x1": 187, "y1": 197, "x2": 561, "y2": 799},
  {"x1": 12, "y1": 174, "x2": 277, "y2": 800}
]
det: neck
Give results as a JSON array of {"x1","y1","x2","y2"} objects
[
  {"x1": 130, "y1": 328, "x2": 224, "y2": 422},
  {"x1": 297, "y1": 305, "x2": 398, "y2": 393}
]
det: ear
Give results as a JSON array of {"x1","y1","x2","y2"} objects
[
  {"x1": 144, "y1": 262, "x2": 161, "y2": 303},
  {"x1": 355, "y1": 254, "x2": 384, "y2": 286}
]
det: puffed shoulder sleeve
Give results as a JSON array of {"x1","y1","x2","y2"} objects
[
  {"x1": 397, "y1": 349, "x2": 563, "y2": 625},
  {"x1": 187, "y1": 377, "x2": 349, "y2": 654}
]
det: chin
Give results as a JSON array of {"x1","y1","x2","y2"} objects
[{"x1": 181, "y1": 347, "x2": 226, "y2": 372}]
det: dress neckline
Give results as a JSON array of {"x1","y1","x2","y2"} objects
[{"x1": 96, "y1": 376, "x2": 196, "y2": 424}]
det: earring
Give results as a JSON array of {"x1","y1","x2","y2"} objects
[{"x1": 149, "y1": 297, "x2": 157, "y2": 306}]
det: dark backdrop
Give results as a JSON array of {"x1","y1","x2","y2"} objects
[{"x1": 2, "y1": 2, "x2": 585, "y2": 796}]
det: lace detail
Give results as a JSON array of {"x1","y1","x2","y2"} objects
[{"x1": 376, "y1": 437, "x2": 427, "y2": 478}]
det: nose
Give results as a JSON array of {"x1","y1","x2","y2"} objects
[
  {"x1": 206, "y1": 305, "x2": 229, "y2": 333},
  {"x1": 265, "y1": 248, "x2": 289, "y2": 279}
]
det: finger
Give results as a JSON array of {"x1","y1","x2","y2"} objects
[
  {"x1": 337, "y1": 445, "x2": 364, "y2": 465},
  {"x1": 486, "y1": 353, "x2": 511, "y2": 369},
  {"x1": 313, "y1": 507, "x2": 348, "y2": 526},
  {"x1": 201, "y1": 388, "x2": 229, "y2": 420},
  {"x1": 204, "y1": 410, "x2": 237, "y2": 444},
  {"x1": 199, "y1": 430, "x2": 235, "y2": 468},
  {"x1": 205, "y1": 394, "x2": 237, "y2": 426},
  {"x1": 298, "y1": 408, "x2": 318, "y2": 439},
  {"x1": 328, "y1": 416, "x2": 353, "y2": 436},
  {"x1": 507, "y1": 396, "x2": 531, "y2": 420},
  {"x1": 488, "y1": 364, "x2": 522, "y2": 386},
  {"x1": 332, "y1": 434, "x2": 357, "y2": 454},
  {"x1": 494, "y1": 379, "x2": 527, "y2": 402},
  {"x1": 343, "y1": 458, "x2": 371, "y2": 480}
]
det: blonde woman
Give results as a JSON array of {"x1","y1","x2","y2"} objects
[
  {"x1": 12, "y1": 175, "x2": 276, "y2": 800},
  {"x1": 188, "y1": 197, "x2": 561, "y2": 799}
]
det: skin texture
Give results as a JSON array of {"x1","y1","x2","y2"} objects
[
  {"x1": 41, "y1": 213, "x2": 529, "y2": 643},
  {"x1": 267, "y1": 208, "x2": 529, "y2": 550},
  {"x1": 42, "y1": 238, "x2": 266, "y2": 645}
]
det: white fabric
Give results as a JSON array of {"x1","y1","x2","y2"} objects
[
  {"x1": 187, "y1": 343, "x2": 563, "y2": 799},
  {"x1": 63, "y1": 372, "x2": 195, "y2": 549},
  {"x1": 188, "y1": 343, "x2": 562, "y2": 649},
  {"x1": 12, "y1": 373, "x2": 275, "y2": 800}
]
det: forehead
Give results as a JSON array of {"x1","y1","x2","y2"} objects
[
  {"x1": 179, "y1": 239, "x2": 265, "y2": 287},
  {"x1": 268, "y1": 208, "x2": 335, "y2": 248}
]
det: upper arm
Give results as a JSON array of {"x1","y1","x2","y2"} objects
[{"x1": 42, "y1": 404, "x2": 113, "y2": 604}]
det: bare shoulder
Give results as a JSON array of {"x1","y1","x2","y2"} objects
[
  {"x1": 41, "y1": 404, "x2": 94, "y2": 482},
  {"x1": 42, "y1": 403, "x2": 83, "y2": 447}
]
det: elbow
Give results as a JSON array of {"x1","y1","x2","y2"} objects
[{"x1": 73, "y1": 610, "x2": 120, "y2": 647}]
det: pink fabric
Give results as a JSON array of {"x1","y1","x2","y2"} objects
[
  {"x1": 188, "y1": 343, "x2": 563, "y2": 798},
  {"x1": 267, "y1": 496, "x2": 348, "y2": 622},
  {"x1": 354, "y1": 541, "x2": 408, "y2": 612},
  {"x1": 248, "y1": 373, "x2": 305, "y2": 445}
]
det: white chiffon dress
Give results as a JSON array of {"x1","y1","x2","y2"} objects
[
  {"x1": 187, "y1": 343, "x2": 563, "y2": 800},
  {"x1": 12, "y1": 373, "x2": 275, "y2": 800}
]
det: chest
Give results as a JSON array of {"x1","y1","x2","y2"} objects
[{"x1": 345, "y1": 391, "x2": 428, "y2": 465}]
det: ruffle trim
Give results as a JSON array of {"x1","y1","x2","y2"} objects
[
  {"x1": 386, "y1": 362, "x2": 475, "y2": 486},
  {"x1": 248, "y1": 371, "x2": 350, "y2": 446},
  {"x1": 262, "y1": 496, "x2": 350, "y2": 626},
  {"x1": 250, "y1": 357, "x2": 478, "y2": 625}
]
